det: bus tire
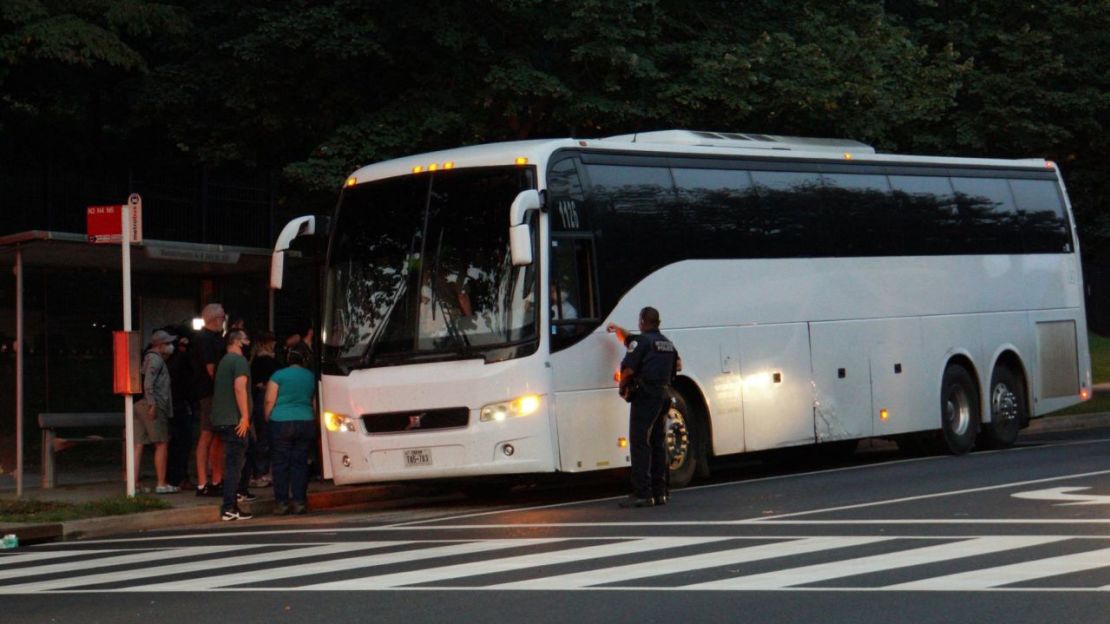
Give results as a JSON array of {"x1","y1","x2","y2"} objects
[
  {"x1": 978, "y1": 365, "x2": 1025, "y2": 449},
  {"x1": 665, "y1": 389, "x2": 701, "y2": 489},
  {"x1": 939, "y1": 364, "x2": 980, "y2": 455}
]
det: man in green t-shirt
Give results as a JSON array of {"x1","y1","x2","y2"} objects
[{"x1": 211, "y1": 330, "x2": 254, "y2": 520}]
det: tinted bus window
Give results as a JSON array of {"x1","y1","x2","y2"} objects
[
  {"x1": 889, "y1": 175, "x2": 961, "y2": 255},
  {"x1": 950, "y1": 177, "x2": 1022, "y2": 254},
  {"x1": 1010, "y1": 178, "x2": 1072, "y2": 253},
  {"x1": 820, "y1": 173, "x2": 896, "y2": 256},
  {"x1": 671, "y1": 168, "x2": 763, "y2": 257},
  {"x1": 584, "y1": 164, "x2": 679, "y2": 311},
  {"x1": 750, "y1": 170, "x2": 825, "y2": 257},
  {"x1": 548, "y1": 157, "x2": 588, "y2": 232}
]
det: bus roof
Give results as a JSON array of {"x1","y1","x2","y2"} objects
[{"x1": 345, "y1": 130, "x2": 1054, "y2": 186}]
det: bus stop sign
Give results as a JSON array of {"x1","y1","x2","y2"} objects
[{"x1": 87, "y1": 194, "x2": 142, "y2": 244}]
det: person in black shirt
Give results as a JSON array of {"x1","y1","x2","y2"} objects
[
  {"x1": 193, "y1": 303, "x2": 226, "y2": 496},
  {"x1": 246, "y1": 331, "x2": 279, "y2": 487},
  {"x1": 608, "y1": 306, "x2": 681, "y2": 508},
  {"x1": 166, "y1": 330, "x2": 197, "y2": 489}
]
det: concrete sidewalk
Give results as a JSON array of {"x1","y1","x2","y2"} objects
[
  {"x1": 0, "y1": 474, "x2": 449, "y2": 544},
  {"x1": 3, "y1": 410, "x2": 1109, "y2": 545}
]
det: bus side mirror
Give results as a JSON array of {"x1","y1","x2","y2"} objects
[
  {"x1": 271, "y1": 215, "x2": 317, "y2": 290},
  {"x1": 509, "y1": 190, "x2": 542, "y2": 267},
  {"x1": 510, "y1": 224, "x2": 533, "y2": 266}
]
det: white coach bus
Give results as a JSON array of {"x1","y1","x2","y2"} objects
[{"x1": 272, "y1": 129, "x2": 1091, "y2": 487}]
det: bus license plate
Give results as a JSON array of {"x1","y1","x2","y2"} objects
[{"x1": 404, "y1": 448, "x2": 432, "y2": 467}]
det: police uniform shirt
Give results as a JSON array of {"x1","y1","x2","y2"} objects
[{"x1": 621, "y1": 330, "x2": 679, "y2": 385}]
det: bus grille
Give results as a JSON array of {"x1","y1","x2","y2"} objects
[{"x1": 361, "y1": 407, "x2": 470, "y2": 434}]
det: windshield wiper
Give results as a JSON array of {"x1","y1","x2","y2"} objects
[
  {"x1": 432, "y1": 292, "x2": 472, "y2": 357},
  {"x1": 360, "y1": 280, "x2": 408, "y2": 367}
]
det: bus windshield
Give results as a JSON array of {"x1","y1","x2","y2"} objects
[{"x1": 322, "y1": 166, "x2": 537, "y2": 371}]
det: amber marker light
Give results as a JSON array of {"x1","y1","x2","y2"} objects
[
  {"x1": 618, "y1": 437, "x2": 628, "y2": 448},
  {"x1": 515, "y1": 156, "x2": 529, "y2": 165},
  {"x1": 428, "y1": 163, "x2": 439, "y2": 171},
  {"x1": 1046, "y1": 161, "x2": 1056, "y2": 169},
  {"x1": 844, "y1": 152, "x2": 853, "y2": 160},
  {"x1": 443, "y1": 161, "x2": 455, "y2": 169},
  {"x1": 880, "y1": 408, "x2": 889, "y2": 421},
  {"x1": 614, "y1": 369, "x2": 621, "y2": 382},
  {"x1": 412, "y1": 165, "x2": 424, "y2": 174},
  {"x1": 1080, "y1": 388, "x2": 1091, "y2": 400},
  {"x1": 344, "y1": 177, "x2": 357, "y2": 188}
]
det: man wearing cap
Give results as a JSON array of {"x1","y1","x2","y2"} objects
[{"x1": 136, "y1": 329, "x2": 179, "y2": 494}]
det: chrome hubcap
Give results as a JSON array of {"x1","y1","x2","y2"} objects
[
  {"x1": 944, "y1": 386, "x2": 971, "y2": 436},
  {"x1": 665, "y1": 404, "x2": 689, "y2": 471},
  {"x1": 992, "y1": 383, "x2": 1019, "y2": 423}
]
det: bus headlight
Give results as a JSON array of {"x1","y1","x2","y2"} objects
[
  {"x1": 324, "y1": 411, "x2": 358, "y2": 433},
  {"x1": 480, "y1": 394, "x2": 541, "y2": 422}
]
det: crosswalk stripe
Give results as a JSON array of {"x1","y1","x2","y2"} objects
[
  {"x1": 0, "y1": 546, "x2": 243, "y2": 582},
  {"x1": 126, "y1": 539, "x2": 563, "y2": 591},
  {"x1": 6, "y1": 536, "x2": 1110, "y2": 593},
  {"x1": 890, "y1": 546, "x2": 1110, "y2": 590},
  {"x1": 0, "y1": 550, "x2": 124, "y2": 567},
  {"x1": 685, "y1": 536, "x2": 1070, "y2": 589},
  {"x1": 300, "y1": 537, "x2": 734, "y2": 590},
  {"x1": 0, "y1": 543, "x2": 355, "y2": 593},
  {"x1": 490, "y1": 537, "x2": 891, "y2": 589}
]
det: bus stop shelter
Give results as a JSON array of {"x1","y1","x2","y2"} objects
[{"x1": 0, "y1": 230, "x2": 287, "y2": 496}]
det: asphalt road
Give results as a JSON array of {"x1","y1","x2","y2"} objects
[{"x1": 4, "y1": 426, "x2": 1110, "y2": 623}]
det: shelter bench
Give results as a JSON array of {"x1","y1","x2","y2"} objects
[{"x1": 38, "y1": 412, "x2": 125, "y2": 488}]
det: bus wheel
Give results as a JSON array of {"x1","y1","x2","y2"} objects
[
  {"x1": 940, "y1": 364, "x2": 980, "y2": 455},
  {"x1": 665, "y1": 390, "x2": 700, "y2": 488},
  {"x1": 978, "y1": 366, "x2": 1025, "y2": 449}
]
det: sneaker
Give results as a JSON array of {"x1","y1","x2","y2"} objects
[
  {"x1": 249, "y1": 476, "x2": 272, "y2": 488},
  {"x1": 237, "y1": 490, "x2": 258, "y2": 503},
  {"x1": 290, "y1": 501, "x2": 307, "y2": 515},
  {"x1": 221, "y1": 507, "x2": 253, "y2": 521},
  {"x1": 155, "y1": 484, "x2": 181, "y2": 494},
  {"x1": 273, "y1": 502, "x2": 289, "y2": 516},
  {"x1": 206, "y1": 482, "x2": 224, "y2": 497},
  {"x1": 196, "y1": 483, "x2": 208, "y2": 497}
]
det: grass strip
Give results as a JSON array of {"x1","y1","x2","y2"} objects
[{"x1": 0, "y1": 495, "x2": 171, "y2": 523}]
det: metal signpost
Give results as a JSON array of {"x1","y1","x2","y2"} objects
[{"x1": 88, "y1": 194, "x2": 142, "y2": 496}]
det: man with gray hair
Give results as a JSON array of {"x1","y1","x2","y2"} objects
[{"x1": 193, "y1": 302, "x2": 226, "y2": 496}]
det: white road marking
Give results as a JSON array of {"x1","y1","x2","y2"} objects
[
  {"x1": 61, "y1": 440, "x2": 1110, "y2": 546},
  {"x1": 301, "y1": 537, "x2": 734, "y2": 590},
  {"x1": 490, "y1": 537, "x2": 890, "y2": 589},
  {"x1": 0, "y1": 543, "x2": 355, "y2": 593},
  {"x1": 125, "y1": 539, "x2": 561, "y2": 591},
  {"x1": 686, "y1": 536, "x2": 1069, "y2": 589},
  {"x1": 891, "y1": 546, "x2": 1110, "y2": 590},
  {"x1": 388, "y1": 435, "x2": 1110, "y2": 526},
  {"x1": 751, "y1": 468, "x2": 1110, "y2": 521},
  {"x1": 1012, "y1": 487, "x2": 1110, "y2": 506},
  {"x1": 4, "y1": 536, "x2": 1110, "y2": 593},
  {"x1": 0, "y1": 550, "x2": 125, "y2": 566},
  {"x1": 0, "y1": 546, "x2": 242, "y2": 581}
]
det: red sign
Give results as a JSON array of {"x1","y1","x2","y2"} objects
[
  {"x1": 87, "y1": 205, "x2": 122, "y2": 243},
  {"x1": 87, "y1": 200, "x2": 142, "y2": 244}
]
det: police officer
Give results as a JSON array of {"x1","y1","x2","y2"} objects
[{"x1": 607, "y1": 306, "x2": 681, "y2": 508}]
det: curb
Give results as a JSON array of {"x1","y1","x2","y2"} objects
[
  {"x1": 2, "y1": 482, "x2": 442, "y2": 545},
  {"x1": 1026, "y1": 411, "x2": 1110, "y2": 433},
  {"x1": 5, "y1": 411, "x2": 1110, "y2": 546}
]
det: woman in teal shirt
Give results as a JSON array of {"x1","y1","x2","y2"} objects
[{"x1": 264, "y1": 346, "x2": 317, "y2": 515}]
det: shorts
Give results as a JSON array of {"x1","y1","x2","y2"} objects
[
  {"x1": 134, "y1": 403, "x2": 170, "y2": 444},
  {"x1": 198, "y1": 397, "x2": 214, "y2": 432}
]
